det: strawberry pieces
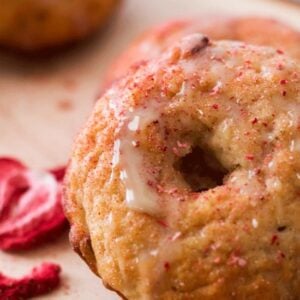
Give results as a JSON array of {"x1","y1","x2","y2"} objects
[
  {"x1": 0, "y1": 263, "x2": 61, "y2": 299},
  {"x1": 0, "y1": 158, "x2": 67, "y2": 251}
]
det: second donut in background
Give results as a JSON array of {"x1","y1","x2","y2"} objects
[
  {"x1": 103, "y1": 16, "x2": 300, "y2": 88},
  {"x1": 0, "y1": 0, "x2": 121, "y2": 52}
]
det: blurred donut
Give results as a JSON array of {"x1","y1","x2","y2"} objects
[
  {"x1": 64, "y1": 34, "x2": 300, "y2": 299},
  {"x1": 0, "y1": 0, "x2": 121, "y2": 52},
  {"x1": 103, "y1": 17, "x2": 300, "y2": 88}
]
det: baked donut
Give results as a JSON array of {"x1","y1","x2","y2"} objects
[
  {"x1": 0, "y1": 0, "x2": 121, "y2": 52},
  {"x1": 64, "y1": 34, "x2": 300, "y2": 299},
  {"x1": 103, "y1": 17, "x2": 300, "y2": 88}
]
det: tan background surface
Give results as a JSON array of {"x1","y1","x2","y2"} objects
[{"x1": 0, "y1": 0, "x2": 299, "y2": 299}]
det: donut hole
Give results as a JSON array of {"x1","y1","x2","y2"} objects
[{"x1": 175, "y1": 146, "x2": 228, "y2": 192}]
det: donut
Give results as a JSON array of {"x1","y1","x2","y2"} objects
[
  {"x1": 103, "y1": 17, "x2": 300, "y2": 88},
  {"x1": 0, "y1": 0, "x2": 121, "y2": 52},
  {"x1": 64, "y1": 34, "x2": 300, "y2": 299}
]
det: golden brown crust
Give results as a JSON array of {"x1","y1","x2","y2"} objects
[
  {"x1": 103, "y1": 16, "x2": 300, "y2": 89},
  {"x1": 63, "y1": 166, "x2": 98, "y2": 274},
  {"x1": 65, "y1": 34, "x2": 300, "y2": 299},
  {"x1": 0, "y1": 0, "x2": 121, "y2": 52}
]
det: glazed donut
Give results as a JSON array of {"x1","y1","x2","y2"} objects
[
  {"x1": 103, "y1": 17, "x2": 300, "y2": 88},
  {"x1": 65, "y1": 34, "x2": 300, "y2": 299},
  {"x1": 0, "y1": 0, "x2": 121, "y2": 52}
]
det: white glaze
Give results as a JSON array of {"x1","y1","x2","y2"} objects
[
  {"x1": 252, "y1": 218, "x2": 258, "y2": 228},
  {"x1": 116, "y1": 104, "x2": 163, "y2": 214},
  {"x1": 110, "y1": 36, "x2": 300, "y2": 217}
]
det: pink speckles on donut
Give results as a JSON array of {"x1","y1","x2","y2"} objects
[{"x1": 65, "y1": 33, "x2": 300, "y2": 299}]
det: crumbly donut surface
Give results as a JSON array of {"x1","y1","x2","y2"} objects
[
  {"x1": 65, "y1": 35, "x2": 300, "y2": 299},
  {"x1": 0, "y1": 0, "x2": 120, "y2": 52},
  {"x1": 104, "y1": 17, "x2": 300, "y2": 88}
]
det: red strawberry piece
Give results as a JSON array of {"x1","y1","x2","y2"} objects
[
  {"x1": 49, "y1": 166, "x2": 66, "y2": 182},
  {"x1": 0, "y1": 263, "x2": 61, "y2": 299},
  {"x1": 0, "y1": 158, "x2": 67, "y2": 251}
]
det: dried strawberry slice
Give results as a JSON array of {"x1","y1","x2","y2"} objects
[
  {"x1": 49, "y1": 166, "x2": 66, "y2": 182},
  {"x1": 0, "y1": 263, "x2": 61, "y2": 299},
  {"x1": 0, "y1": 158, "x2": 67, "y2": 250}
]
